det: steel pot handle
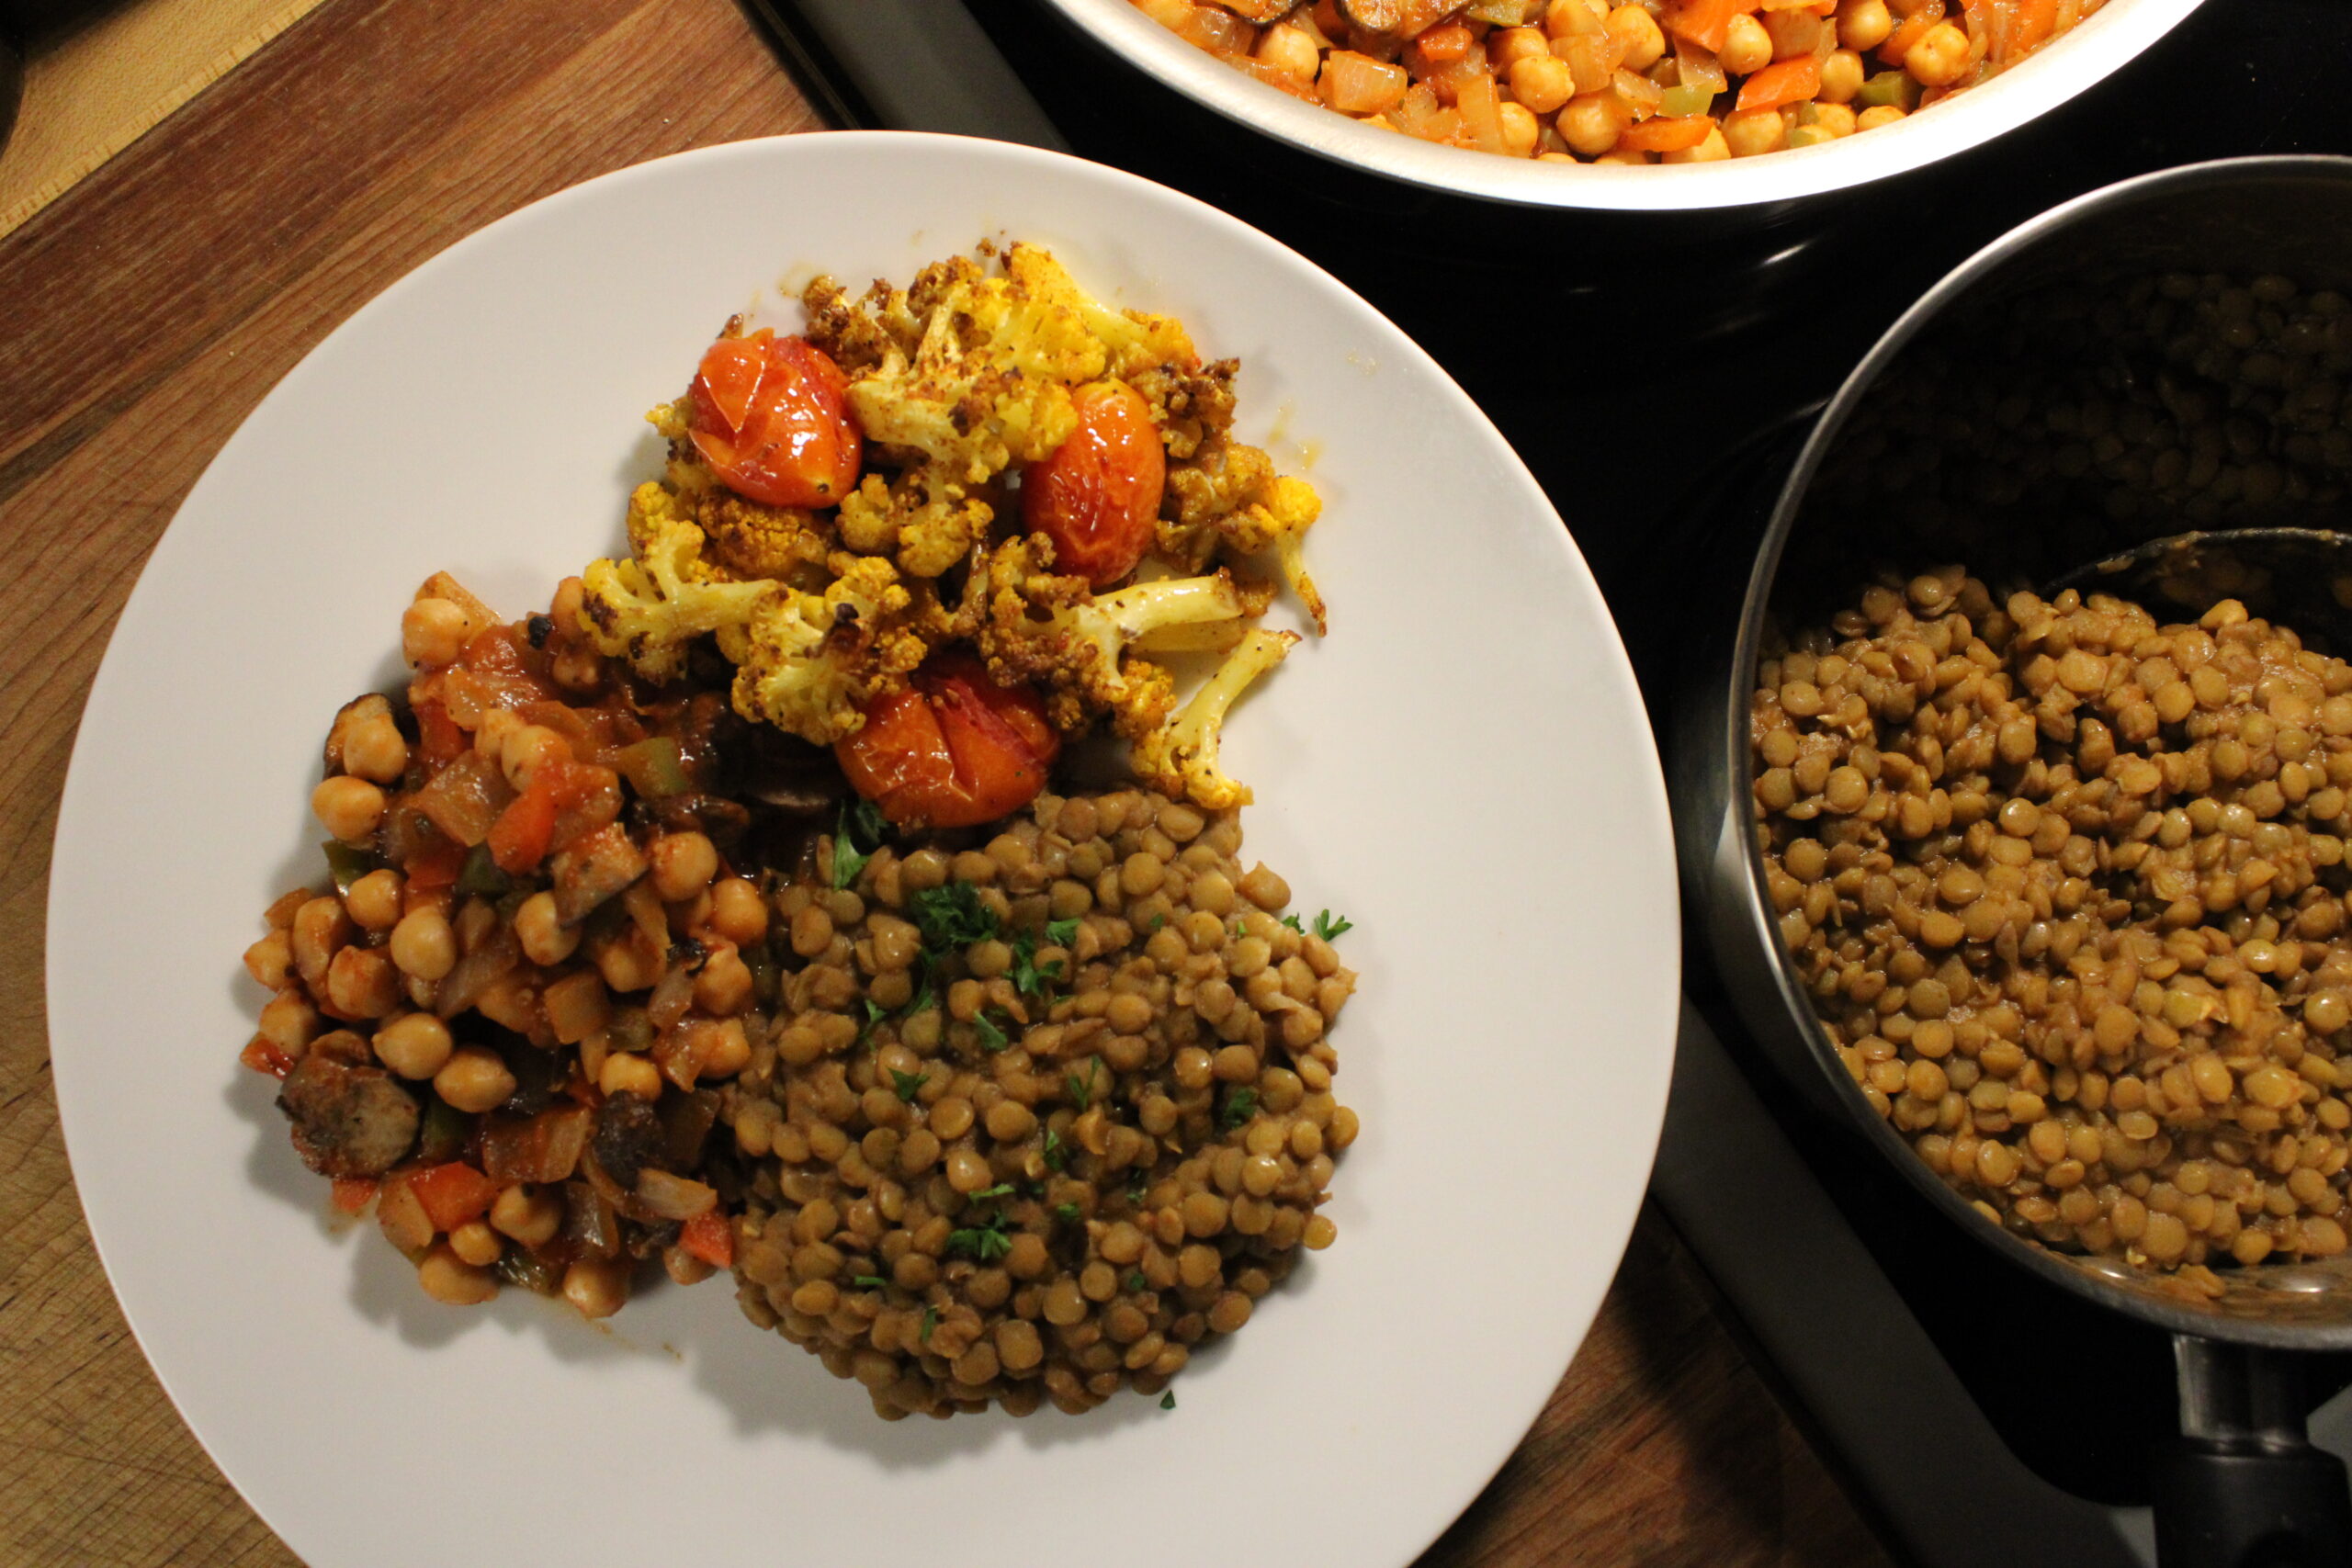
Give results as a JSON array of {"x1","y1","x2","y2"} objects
[{"x1": 2155, "y1": 1337, "x2": 2352, "y2": 1568}]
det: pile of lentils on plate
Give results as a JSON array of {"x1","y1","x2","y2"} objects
[
  {"x1": 1754, "y1": 567, "x2": 2352, "y2": 1286},
  {"x1": 730, "y1": 788, "x2": 1360, "y2": 1418}
]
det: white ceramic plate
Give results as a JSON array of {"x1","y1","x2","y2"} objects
[
  {"x1": 1041, "y1": 0, "x2": 2203, "y2": 210},
  {"x1": 47, "y1": 132, "x2": 1678, "y2": 1568}
]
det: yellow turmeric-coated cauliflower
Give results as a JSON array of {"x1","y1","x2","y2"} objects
[{"x1": 580, "y1": 491, "x2": 928, "y2": 745}]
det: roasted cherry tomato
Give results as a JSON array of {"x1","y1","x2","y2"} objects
[
  {"x1": 1022, "y1": 379, "x2": 1164, "y2": 587},
  {"x1": 836, "y1": 654, "x2": 1060, "y2": 829},
  {"x1": 686, "y1": 330, "x2": 862, "y2": 509}
]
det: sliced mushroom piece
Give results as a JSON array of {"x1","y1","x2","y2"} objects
[
  {"x1": 277, "y1": 1054, "x2": 420, "y2": 1178},
  {"x1": 549, "y1": 822, "x2": 649, "y2": 925}
]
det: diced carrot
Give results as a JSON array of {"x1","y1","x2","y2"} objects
[
  {"x1": 331, "y1": 1177, "x2": 379, "y2": 1215},
  {"x1": 1878, "y1": 0, "x2": 1943, "y2": 64},
  {"x1": 1661, "y1": 0, "x2": 1761, "y2": 53},
  {"x1": 488, "y1": 760, "x2": 582, "y2": 874},
  {"x1": 413, "y1": 697, "x2": 467, "y2": 768},
  {"x1": 404, "y1": 1162, "x2": 502, "y2": 1234},
  {"x1": 2010, "y1": 0, "x2": 2061, "y2": 51},
  {"x1": 240, "y1": 1038, "x2": 296, "y2": 1078},
  {"x1": 1321, "y1": 50, "x2": 1410, "y2": 115},
  {"x1": 1406, "y1": 21, "x2": 1476, "y2": 75},
  {"x1": 681, "y1": 1210, "x2": 734, "y2": 1269},
  {"x1": 1617, "y1": 114, "x2": 1715, "y2": 151},
  {"x1": 1737, "y1": 55, "x2": 1821, "y2": 110}
]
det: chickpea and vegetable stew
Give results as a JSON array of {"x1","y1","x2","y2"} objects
[
  {"x1": 235, "y1": 244, "x2": 1360, "y2": 1417},
  {"x1": 1139, "y1": 0, "x2": 2099, "y2": 165}
]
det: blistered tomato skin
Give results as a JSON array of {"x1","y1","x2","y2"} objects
[
  {"x1": 836, "y1": 656, "x2": 1060, "y2": 829},
  {"x1": 1022, "y1": 380, "x2": 1165, "y2": 587},
  {"x1": 687, "y1": 331, "x2": 862, "y2": 509}
]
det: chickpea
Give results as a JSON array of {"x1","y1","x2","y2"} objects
[
  {"x1": 1723, "y1": 107, "x2": 1787, "y2": 157},
  {"x1": 434, "y1": 1045, "x2": 516, "y2": 1114},
  {"x1": 311, "y1": 775, "x2": 386, "y2": 842},
  {"x1": 345, "y1": 868, "x2": 403, "y2": 931},
  {"x1": 514, "y1": 890, "x2": 580, "y2": 966},
  {"x1": 243, "y1": 929, "x2": 293, "y2": 990},
  {"x1": 1543, "y1": 0, "x2": 1604, "y2": 35},
  {"x1": 342, "y1": 712, "x2": 410, "y2": 784},
  {"x1": 1556, "y1": 95, "x2": 1623, "y2": 157},
  {"x1": 497, "y1": 724, "x2": 570, "y2": 794},
  {"x1": 600, "y1": 1051, "x2": 662, "y2": 1100},
  {"x1": 651, "y1": 830, "x2": 720, "y2": 902},
  {"x1": 1663, "y1": 124, "x2": 1733, "y2": 164},
  {"x1": 1856, "y1": 103, "x2": 1907, "y2": 130},
  {"x1": 1718, "y1": 12, "x2": 1771, "y2": 73},
  {"x1": 1498, "y1": 100, "x2": 1542, "y2": 158},
  {"x1": 389, "y1": 906, "x2": 456, "y2": 981},
  {"x1": 1762, "y1": 7, "x2": 1824, "y2": 59},
  {"x1": 1818, "y1": 48, "x2": 1864, "y2": 102},
  {"x1": 1813, "y1": 101, "x2": 1858, "y2": 137},
  {"x1": 1508, "y1": 52, "x2": 1575, "y2": 115},
  {"x1": 710, "y1": 876, "x2": 768, "y2": 945},
  {"x1": 1905, "y1": 20, "x2": 1972, "y2": 86},
  {"x1": 491, "y1": 1183, "x2": 563, "y2": 1247},
  {"x1": 561, "y1": 1258, "x2": 631, "y2": 1320},
  {"x1": 448, "y1": 1220, "x2": 503, "y2": 1268},
  {"x1": 694, "y1": 942, "x2": 754, "y2": 1016},
  {"x1": 401, "y1": 597, "x2": 478, "y2": 668},
  {"x1": 696, "y1": 1018, "x2": 752, "y2": 1078},
  {"x1": 373, "y1": 1011, "x2": 454, "y2": 1079},
  {"x1": 1838, "y1": 0, "x2": 1893, "y2": 51},
  {"x1": 1488, "y1": 25, "x2": 1549, "y2": 70},
  {"x1": 1254, "y1": 22, "x2": 1320, "y2": 79},
  {"x1": 417, "y1": 1245, "x2": 498, "y2": 1305},
  {"x1": 1603, "y1": 4, "x2": 1665, "y2": 70}
]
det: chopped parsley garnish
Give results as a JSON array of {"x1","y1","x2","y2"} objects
[
  {"x1": 1043, "y1": 1128, "x2": 1069, "y2": 1172},
  {"x1": 1054, "y1": 1201, "x2": 1080, "y2": 1224},
  {"x1": 969, "y1": 1183, "x2": 1015, "y2": 1201},
  {"x1": 1045, "y1": 917, "x2": 1080, "y2": 947},
  {"x1": 1148, "y1": 913, "x2": 1165, "y2": 932},
  {"x1": 1218, "y1": 1087, "x2": 1259, "y2": 1132},
  {"x1": 830, "y1": 801, "x2": 876, "y2": 890},
  {"x1": 1159, "y1": 1391, "x2": 1176, "y2": 1410},
  {"x1": 920, "y1": 1306, "x2": 938, "y2": 1342},
  {"x1": 890, "y1": 1068, "x2": 927, "y2": 1103},
  {"x1": 1313, "y1": 909, "x2": 1354, "y2": 942},
  {"x1": 945, "y1": 1211, "x2": 1013, "y2": 1262},
  {"x1": 910, "y1": 881, "x2": 999, "y2": 954},
  {"x1": 1010, "y1": 930, "x2": 1064, "y2": 998},
  {"x1": 905, "y1": 972, "x2": 934, "y2": 1018},
  {"x1": 858, "y1": 997, "x2": 886, "y2": 1044},
  {"x1": 1067, "y1": 1061, "x2": 1100, "y2": 1111},
  {"x1": 1126, "y1": 1270, "x2": 1148, "y2": 1293},
  {"x1": 1126, "y1": 1168, "x2": 1149, "y2": 1204},
  {"x1": 851, "y1": 1274, "x2": 886, "y2": 1290},
  {"x1": 1279, "y1": 912, "x2": 1304, "y2": 932},
  {"x1": 974, "y1": 1011, "x2": 1008, "y2": 1053}
]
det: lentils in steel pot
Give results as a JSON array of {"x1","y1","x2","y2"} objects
[
  {"x1": 728, "y1": 788, "x2": 1359, "y2": 1417},
  {"x1": 1755, "y1": 569, "x2": 2352, "y2": 1287}
]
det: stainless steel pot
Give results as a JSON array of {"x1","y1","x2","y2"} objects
[{"x1": 1673, "y1": 156, "x2": 2352, "y2": 1567}]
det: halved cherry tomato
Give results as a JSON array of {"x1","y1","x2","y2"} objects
[
  {"x1": 403, "y1": 1162, "x2": 502, "y2": 1234},
  {"x1": 1022, "y1": 380, "x2": 1164, "y2": 588},
  {"x1": 836, "y1": 654, "x2": 1060, "y2": 829},
  {"x1": 681, "y1": 1210, "x2": 735, "y2": 1269},
  {"x1": 687, "y1": 330, "x2": 862, "y2": 509}
]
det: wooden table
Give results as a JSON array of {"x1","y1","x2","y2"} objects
[{"x1": 0, "y1": 3, "x2": 1898, "y2": 1562}]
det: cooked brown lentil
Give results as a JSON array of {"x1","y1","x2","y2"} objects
[
  {"x1": 1755, "y1": 568, "x2": 2352, "y2": 1284},
  {"x1": 726, "y1": 788, "x2": 1357, "y2": 1417}
]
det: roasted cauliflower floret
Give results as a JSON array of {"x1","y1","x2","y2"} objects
[
  {"x1": 699, "y1": 491, "x2": 833, "y2": 584},
  {"x1": 582, "y1": 494, "x2": 775, "y2": 683},
  {"x1": 1133, "y1": 627, "x2": 1298, "y2": 811},
  {"x1": 810, "y1": 243, "x2": 1198, "y2": 491},
  {"x1": 837, "y1": 470, "x2": 997, "y2": 579},
  {"x1": 726, "y1": 553, "x2": 922, "y2": 746}
]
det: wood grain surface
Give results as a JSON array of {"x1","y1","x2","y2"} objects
[{"x1": 0, "y1": 2, "x2": 1896, "y2": 1562}]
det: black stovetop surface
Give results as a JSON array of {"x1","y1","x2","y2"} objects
[{"x1": 777, "y1": 0, "x2": 2352, "y2": 1523}]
